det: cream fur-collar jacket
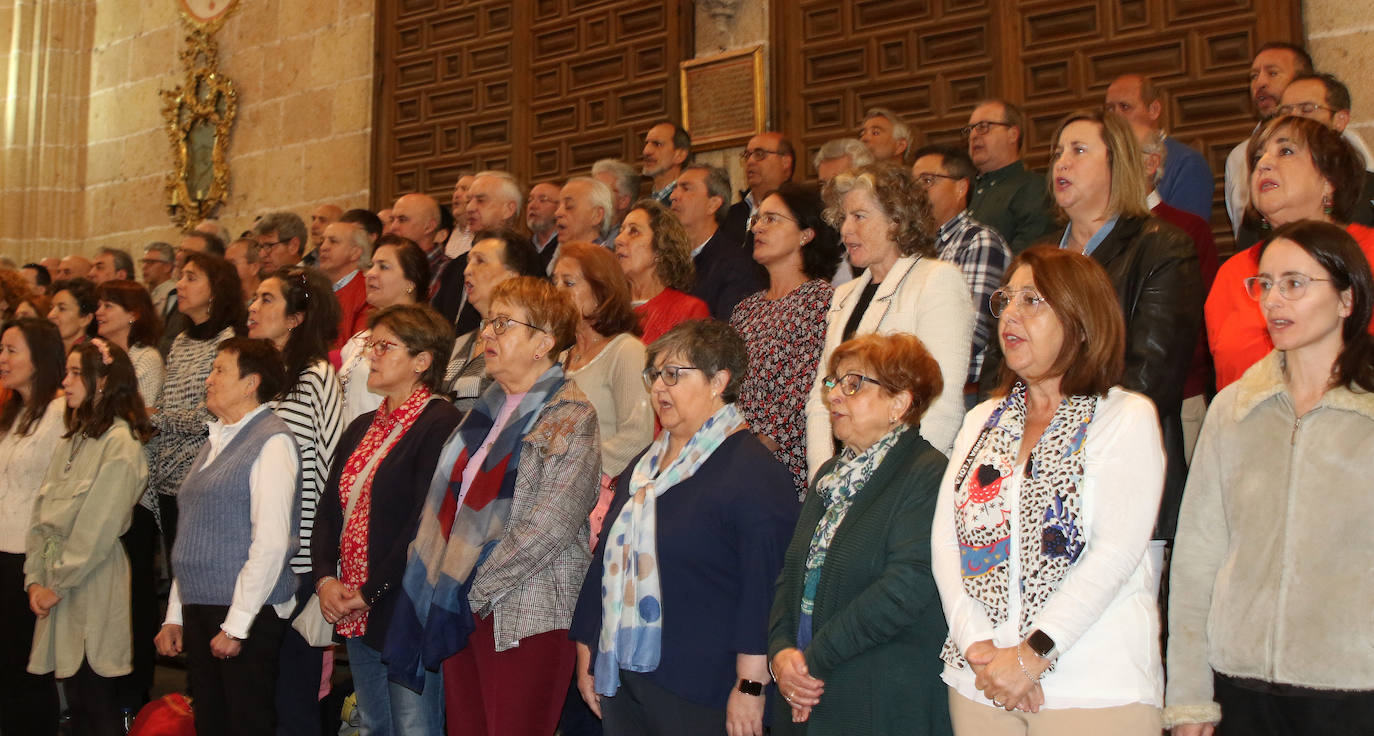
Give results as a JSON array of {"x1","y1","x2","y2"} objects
[{"x1": 1165, "y1": 351, "x2": 1374, "y2": 727}]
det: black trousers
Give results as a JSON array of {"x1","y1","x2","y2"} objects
[
  {"x1": 1215, "y1": 673, "x2": 1374, "y2": 736},
  {"x1": 275, "y1": 573, "x2": 324, "y2": 736},
  {"x1": 62, "y1": 659, "x2": 122, "y2": 736},
  {"x1": 0, "y1": 552, "x2": 58, "y2": 736},
  {"x1": 116, "y1": 504, "x2": 159, "y2": 712},
  {"x1": 183, "y1": 603, "x2": 288, "y2": 736},
  {"x1": 600, "y1": 670, "x2": 726, "y2": 736}
]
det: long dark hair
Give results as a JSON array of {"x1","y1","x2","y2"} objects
[
  {"x1": 63, "y1": 339, "x2": 153, "y2": 441},
  {"x1": 270, "y1": 267, "x2": 340, "y2": 394},
  {"x1": 769, "y1": 182, "x2": 843, "y2": 281},
  {"x1": 1270, "y1": 220, "x2": 1374, "y2": 392},
  {"x1": 0, "y1": 318, "x2": 65, "y2": 435},
  {"x1": 182, "y1": 251, "x2": 246, "y2": 335},
  {"x1": 97, "y1": 280, "x2": 162, "y2": 347}
]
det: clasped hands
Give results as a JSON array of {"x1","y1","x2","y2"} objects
[
  {"x1": 770, "y1": 648, "x2": 824, "y2": 723},
  {"x1": 967, "y1": 639, "x2": 1049, "y2": 713},
  {"x1": 317, "y1": 579, "x2": 370, "y2": 625}
]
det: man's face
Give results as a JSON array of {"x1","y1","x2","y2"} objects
[
  {"x1": 225, "y1": 241, "x2": 259, "y2": 291},
  {"x1": 1279, "y1": 78, "x2": 1348, "y2": 132},
  {"x1": 386, "y1": 194, "x2": 439, "y2": 250},
  {"x1": 309, "y1": 205, "x2": 341, "y2": 244},
  {"x1": 911, "y1": 154, "x2": 967, "y2": 226},
  {"x1": 669, "y1": 169, "x2": 721, "y2": 232},
  {"x1": 1251, "y1": 48, "x2": 1302, "y2": 120},
  {"x1": 743, "y1": 133, "x2": 792, "y2": 192},
  {"x1": 966, "y1": 102, "x2": 1019, "y2": 173},
  {"x1": 594, "y1": 170, "x2": 633, "y2": 220},
  {"x1": 141, "y1": 250, "x2": 173, "y2": 286},
  {"x1": 555, "y1": 180, "x2": 606, "y2": 243},
  {"x1": 641, "y1": 123, "x2": 685, "y2": 179},
  {"x1": 526, "y1": 183, "x2": 561, "y2": 235},
  {"x1": 451, "y1": 175, "x2": 476, "y2": 219},
  {"x1": 817, "y1": 155, "x2": 854, "y2": 184},
  {"x1": 1104, "y1": 76, "x2": 1159, "y2": 130},
  {"x1": 317, "y1": 222, "x2": 363, "y2": 275},
  {"x1": 859, "y1": 116, "x2": 907, "y2": 162},
  {"x1": 55, "y1": 256, "x2": 90, "y2": 281},
  {"x1": 463, "y1": 176, "x2": 516, "y2": 233},
  {"x1": 177, "y1": 235, "x2": 210, "y2": 273},
  {"x1": 256, "y1": 229, "x2": 301, "y2": 271},
  {"x1": 89, "y1": 253, "x2": 121, "y2": 284}
]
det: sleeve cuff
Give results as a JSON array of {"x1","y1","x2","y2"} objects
[
  {"x1": 221, "y1": 607, "x2": 255, "y2": 640},
  {"x1": 1163, "y1": 703, "x2": 1221, "y2": 728}
]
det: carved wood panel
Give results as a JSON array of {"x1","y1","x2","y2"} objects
[
  {"x1": 773, "y1": 0, "x2": 1303, "y2": 251},
  {"x1": 372, "y1": 0, "x2": 689, "y2": 210}
]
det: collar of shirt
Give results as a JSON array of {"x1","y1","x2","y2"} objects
[
  {"x1": 692, "y1": 233, "x2": 714, "y2": 259},
  {"x1": 654, "y1": 181, "x2": 676, "y2": 202},
  {"x1": 205, "y1": 404, "x2": 271, "y2": 462},
  {"x1": 937, "y1": 210, "x2": 972, "y2": 247},
  {"x1": 332, "y1": 269, "x2": 359, "y2": 292},
  {"x1": 426, "y1": 245, "x2": 449, "y2": 272},
  {"x1": 1146, "y1": 190, "x2": 1162, "y2": 210},
  {"x1": 1059, "y1": 214, "x2": 1120, "y2": 257},
  {"x1": 533, "y1": 230, "x2": 557, "y2": 251}
]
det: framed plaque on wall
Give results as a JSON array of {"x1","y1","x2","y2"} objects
[{"x1": 680, "y1": 45, "x2": 765, "y2": 150}]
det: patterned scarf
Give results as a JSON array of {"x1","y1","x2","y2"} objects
[
  {"x1": 594, "y1": 403, "x2": 747, "y2": 697},
  {"x1": 383, "y1": 365, "x2": 567, "y2": 692},
  {"x1": 335, "y1": 386, "x2": 433, "y2": 638},
  {"x1": 798, "y1": 425, "x2": 906, "y2": 648},
  {"x1": 939, "y1": 382, "x2": 1097, "y2": 670}
]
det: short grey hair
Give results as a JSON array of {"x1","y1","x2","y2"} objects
[
  {"x1": 682, "y1": 163, "x2": 732, "y2": 225},
  {"x1": 864, "y1": 107, "x2": 912, "y2": 145},
  {"x1": 591, "y1": 158, "x2": 641, "y2": 206},
  {"x1": 567, "y1": 175, "x2": 616, "y2": 236},
  {"x1": 1139, "y1": 128, "x2": 1168, "y2": 185},
  {"x1": 96, "y1": 247, "x2": 135, "y2": 278},
  {"x1": 814, "y1": 137, "x2": 874, "y2": 170},
  {"x1": 645, "y1": 319, "x2": 748, "y2": 403},
  {"x1": 473, "y1": 170, "x2": 524, "y2": 222},
  {"x1": 253, "y1": 211, "x2": 308, "y2": 252},
  {"x1": 347, "y1": 221, "x2": 373, "y2": 268},
  {"x1": 144, "y1": 241, "x2": 175, "y2": 262}
]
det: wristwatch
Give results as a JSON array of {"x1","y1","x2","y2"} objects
[
  {"x1": 1027, "y1": 629, "x2": 1057, "y2": 661},
  {"x1": 737, "y1": 678, "x2": 764, "y2": 696}
]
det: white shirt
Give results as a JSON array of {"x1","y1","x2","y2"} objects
[
  {"x1": 164, "y1": 405, "x2": 300, "y2": 638},
  {"x1": 932, "y1": 388, "x2": 1166, "y2": 709},
  {"x1": 339, "y1": 330, "x2": 383, "y2": 428},
  {"x1": 1225, "y1": 125, "x2": 1374, "y2": 236},
  {"x1": 0, "y1": 398, "x2": 67, "y2": 554}
]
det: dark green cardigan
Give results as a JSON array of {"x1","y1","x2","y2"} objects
[{"x1": 768, "y1": 429, "x2": 953, "y2": 736}]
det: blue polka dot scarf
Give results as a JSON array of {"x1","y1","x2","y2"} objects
[{"x1": 594, "y1": 402, "x2": 747, "y2": 697}]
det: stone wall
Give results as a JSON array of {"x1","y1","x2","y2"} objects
[
  {"x1": 1304, "y1": 0, "x2": 1374, "y2": 151},
  {"x1": 79, "y1": 0, "x2": 374, "y2": 258}
]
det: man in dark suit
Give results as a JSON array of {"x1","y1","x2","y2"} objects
[
  {"x1": 723, "y1": 131, "x2": 795, "y2": 244},
  {"x1": 672, "y1": 164, "x2": 764, "y2": 320}
]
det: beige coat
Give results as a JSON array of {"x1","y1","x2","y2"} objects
[
  {"x1": 24, "y1": 420, "x2": 148, "y2": 679},
  {"x1": 1165, "y1": 351, "x2": 1374, "y2": 726}
]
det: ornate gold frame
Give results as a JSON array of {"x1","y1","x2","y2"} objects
[{"x1": 161, "y1": 4, "x2": 238, "y2": 230}]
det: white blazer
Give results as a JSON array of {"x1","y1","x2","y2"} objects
[{"x1": 804, "y1": 255, "x2": 974, "y2": 479}]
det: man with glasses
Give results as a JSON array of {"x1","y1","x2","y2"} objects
[
  {"x1": 723, "y1": 131, "x2": 795, "y2": 243},
  {"x1": 671, "y1": 163, "x2": 762, "y2": 319},
  {"x1": 911, "y1": 144, "x2": 1010, "y2": 408},
  {"x1": 142, "y1": 241, "x2": 177, "y2": 316},
  {"x1": 1104, "y1": 74, "x2": 1214, "y2": 222},
  {"x1": 964, "y1": 99, "x2": 1053, "y2": 254},
  {"x1": 253, "y1": 211, "x2": 309, "y2": 274},
  {"x1": 526, "y1": 180, "x2": 563, "y2": 273},
  {"x1": 1276, "y1": 72, "x2": 1374, "y2": 226}
]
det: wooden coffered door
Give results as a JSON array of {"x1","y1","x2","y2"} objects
[
  {"x1": 371, "y1": 0, "x2": 691, "y2": 210},
  {"x1": 772, "y1": 0, "x2": 1304, "y2": 251}
]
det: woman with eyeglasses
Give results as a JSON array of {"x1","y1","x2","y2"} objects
[
  {"x1": 614, "y1": 199, "x2": 709, "y2": 346},
  {"x1": 733, "y1": 183, "x2": 844, "y2": 497},
  {"x1": 933, "y1": 246, "x2": 1166, "y2": 734},
  {"x1": 1167, "y1": 221, "x2": 1374, "y2": 736},
  {"x1": 388, "y1": 277, "x2": 600, "y2": 736},
  {"x1": 313, "y1": 304, "x2": 461, "y2": 735},
  {"x1": 441, "y1": 228, "x2": 544, "y2": 411},
  {"x1": 805, "y1": 162, "x2": 974, "y2": 480},
  {"x1": 570, "y1": 320, "x2": 798, "y2": 736},
  {"x1": 338, "y1": 235, "x2": 431, "y2": 428},
  {"x1": 769, "y1": 333, "x2": 951, "y2": 736},
  {"x1": 1206, "y1": 116, "x2": 1374, "y2": 391}
]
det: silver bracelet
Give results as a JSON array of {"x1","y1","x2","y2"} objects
[{"x1": 1015, "y1": 643, "x2": 1039, "y2": 685}]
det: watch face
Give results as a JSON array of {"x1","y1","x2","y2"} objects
[{"x1": 1028, "y1": 630, "x2": 1055, "y2": 656}]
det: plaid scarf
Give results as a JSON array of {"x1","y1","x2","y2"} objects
[{"x1": 384, "y1": 365, "x2": 567, "y2": 692}]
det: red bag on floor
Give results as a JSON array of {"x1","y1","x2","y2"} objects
[{"x1": 128, "y1": 693, "x2": 196, "y2": 736}]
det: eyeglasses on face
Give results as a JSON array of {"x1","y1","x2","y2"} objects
[
  {"x1": 989, "y1": 288, "x2": 1049, "y2": 318},
  {"x1": 822, "y1": 372, "x2": 885, "y2": 396},
  {"x1": 1276, "y1": 102, "x2": 1335, "y2": 116},
  {"x1": 364, "y1": 338, "x2": 404, "y2": 357},
  {"x1": 913, "y1": 172, "x2": 960, "y2": 188},
  {"x1": 1244, "y1": 274, "x2": 1332, "y2": 301},
  {"x1": 748, "y1": 210, "x2": 798, "y2": 231},
  {"x1": 480, "y1": 314, "x2": 547, "y2": 336},
  {"x1": 739, "y1": 148, "x2": 783, "y2": 162},
  {"x1": 258, "y1": 239, "x2": 286, "y2": 251},
  {"x1": 642, "y1": 364, "x2": 699, "y2": 390},
  {"x1": 960, "y1": 120, "x2": 1013, "y2": 137}
]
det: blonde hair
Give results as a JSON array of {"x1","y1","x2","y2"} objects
[{"x1": 1049, "y1": 110, "x2": 1150, "y2": 220}]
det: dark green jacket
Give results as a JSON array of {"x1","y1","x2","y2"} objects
[
  {"x1": 968, "y1": 160, "x2": 1055, "y2": 255},
  {"x1": 768, "y1": 430, "x2": 952, "y2": 736}
]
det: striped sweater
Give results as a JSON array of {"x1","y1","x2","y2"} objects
[{"x1": 271, "y1": 360, "x2": 343, "y2": 573}]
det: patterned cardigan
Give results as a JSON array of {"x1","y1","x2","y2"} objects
[{"x1": 144, "y1": 325, "x2": 235, "y2": 510}]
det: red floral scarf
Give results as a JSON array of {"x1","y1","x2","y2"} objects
[{"x1": 336, "y1": 387, "x2": 433, "y2": 637}]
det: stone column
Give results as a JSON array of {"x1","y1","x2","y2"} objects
[{"x1": 1305, "y1": 0, "x2": 1374, "y2": 151}]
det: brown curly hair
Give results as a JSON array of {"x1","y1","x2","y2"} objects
[
  {"x1": 0, "y1": 269, "x2": 34, "y2": 321},
  {"x1": 632, "y1": 199, "x2": 697, "y2": 293},
  {"x1": 822, "y1": 162, "x2": 937, "y2": 258}
]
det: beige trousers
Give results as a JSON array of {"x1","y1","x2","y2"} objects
[{"x1": 949, "y1": 688, "x2": 1163, "y2": 736}]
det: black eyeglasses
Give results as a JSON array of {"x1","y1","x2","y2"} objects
[
  {"x1": 480, "y1": 315, "x2": 547, "y2": 336},
  {"x1": 642, "y1": 364, "x2": 699, "y2": 390},
  {"x1": 960, "y1": 121, "x2": 1014, "y2": 137},
  {"x1": 913, "y1": 172, "x2": 961, "y2": 188},
  {"x1": 739, "y1": 148, "x2": 783, "y2": 162},
  {"x1": 822, "y1": 373, "x2": 885, "y2": 396}
]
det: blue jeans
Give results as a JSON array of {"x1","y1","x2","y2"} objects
[{"x1": 345, "y1": 638, "x2": 443, "y2": 736}]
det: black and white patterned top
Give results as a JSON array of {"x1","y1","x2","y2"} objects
[
  {"x1": 271, "y1": 359, "x2": 343, "y2": 574},
  {"x1": 144, "y1": 325, "x2": 235, "y2": 514}
]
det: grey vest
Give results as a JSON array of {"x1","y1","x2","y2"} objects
[{"x1": 172, "y1": 409, "x2": 301, "y2": 607}]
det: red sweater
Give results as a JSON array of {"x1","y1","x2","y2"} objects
[
  {"x1": 634, "y1": 288, "x2": 710, "y2": 346},
  {"x1": 333, "y1": 271, "x2": 372, "y2": 351}
]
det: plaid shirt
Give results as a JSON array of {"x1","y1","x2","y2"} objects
[{"x1": 937, "y1": 211, "x2": 1011, "y2": 384}]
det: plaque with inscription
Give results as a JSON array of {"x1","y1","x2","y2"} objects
[{"x1": 680, "y1": 46, "x2": 765, "y2": 149}]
